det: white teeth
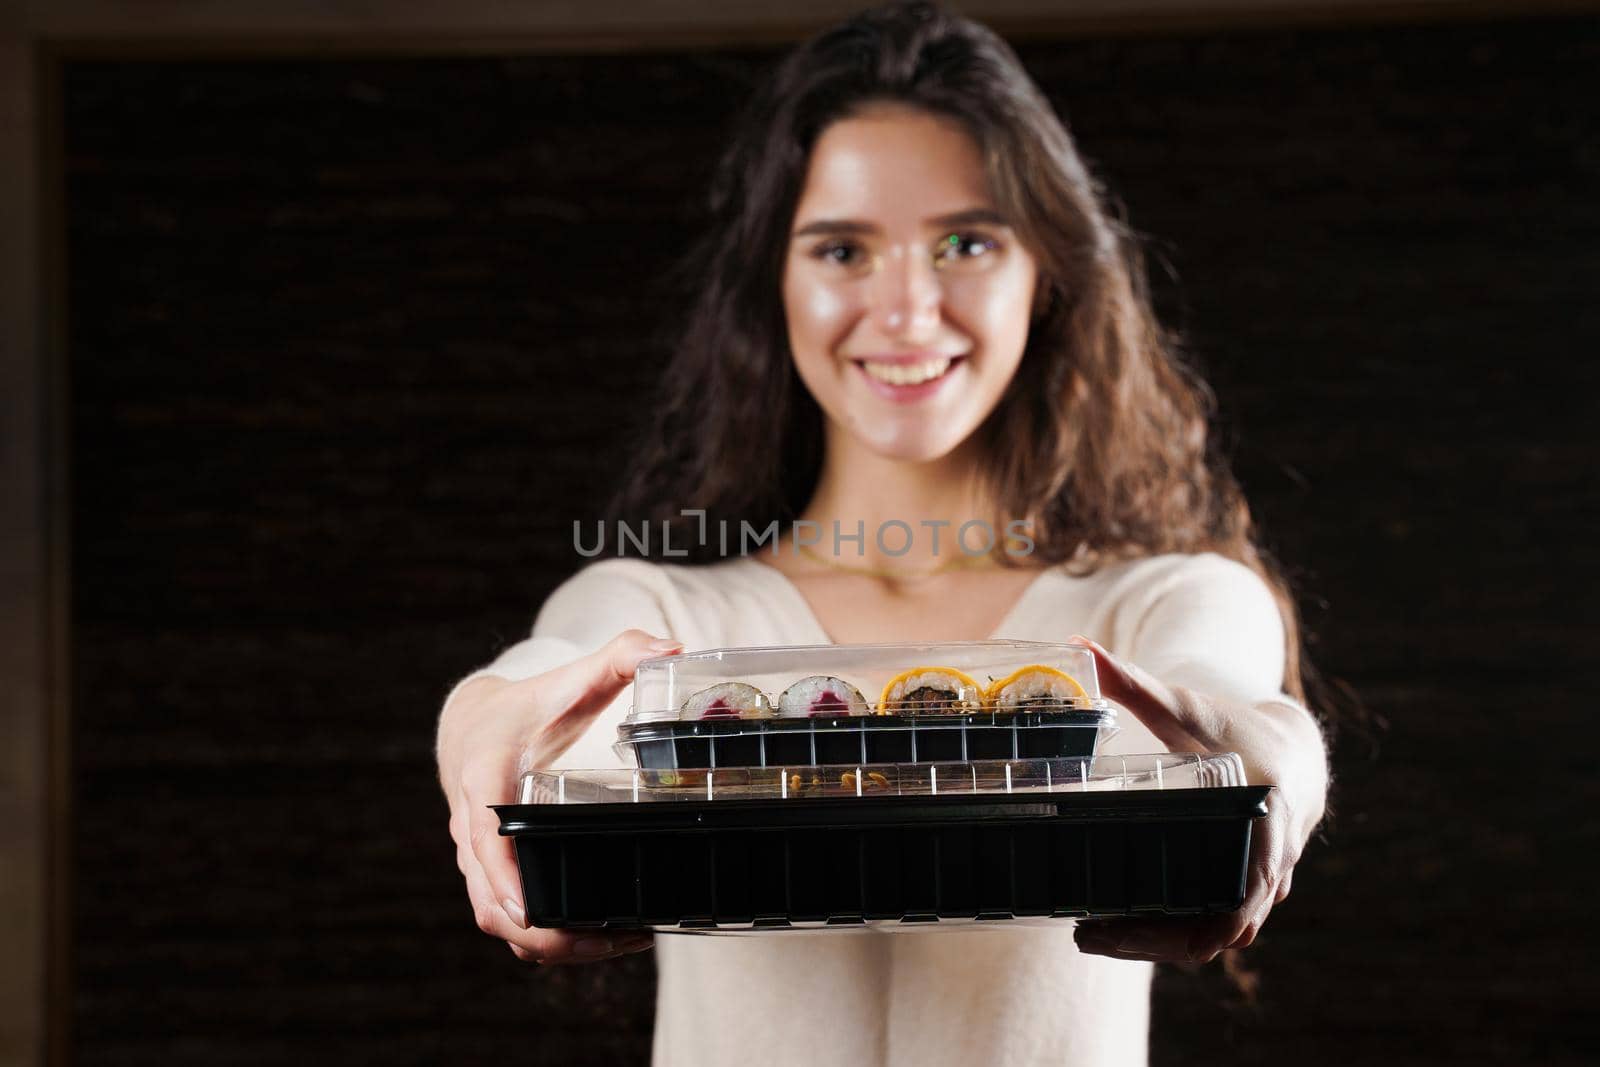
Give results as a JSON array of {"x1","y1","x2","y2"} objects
[{"x1": 861, "y1": 358, "x2": 954, "y2": 386}]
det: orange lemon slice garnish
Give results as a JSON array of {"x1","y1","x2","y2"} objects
[
  {"x1": 877, "y1": 666, "x2": 983, "y2": 714},
  {"x1": 984, "y1": 665, "x2": 1088, "y2": 704}
]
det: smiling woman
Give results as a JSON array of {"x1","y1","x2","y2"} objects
[{"x1": 437, "y1": 2, "x2": 1330, "y2": 1065}]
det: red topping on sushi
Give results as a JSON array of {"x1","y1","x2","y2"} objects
[
  {"x1": 700, "y1": 698, "x2": 739, "y2": 720},
  {"x1": 809, "y1": 690, "x2": 850, "y2": 716}
]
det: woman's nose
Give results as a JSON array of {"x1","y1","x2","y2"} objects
[{"x1": 869, "y1": 247, "x2": 942, "y2": 340}]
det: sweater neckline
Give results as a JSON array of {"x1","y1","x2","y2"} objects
[{"x1": 732, "y1": 555, "x2": 1061, "y2": 645}]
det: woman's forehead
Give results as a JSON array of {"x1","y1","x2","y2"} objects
[{"x1": 794, "y1": 108, "x2": 995, "y2": 228}]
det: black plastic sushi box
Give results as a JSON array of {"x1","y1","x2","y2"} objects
[{"x1": 495, "y1": 641, "x2": 1269, "y2": 932}]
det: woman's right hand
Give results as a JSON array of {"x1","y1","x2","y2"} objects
[{"x1": 437, "y1": 628, "x2": 683, "y2": 964}]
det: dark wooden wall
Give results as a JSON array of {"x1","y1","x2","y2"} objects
[{"x1": 62, "y1": 13, "x2": 1599, "y2": 1065}]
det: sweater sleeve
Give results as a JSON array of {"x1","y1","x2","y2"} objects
[
  {"x1": 1122, "y1": 553, "x2": 1289, "y2": 705},
  {"x1": 438, "y1": 560, "x2": 676, "y2": 770}
]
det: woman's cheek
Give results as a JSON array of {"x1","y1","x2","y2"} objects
[
  {"x1": 967, "y1": 264, "x2": 1036, "y2": 379},
  {"x1": 785, "y1": 272, "x2": 857, "y2": 380},
  {"x1": 796, "y1": 275, "x2": 853, "y2": 341}
]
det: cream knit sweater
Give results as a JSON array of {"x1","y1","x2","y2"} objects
[{"x1": 446, "y1": 552, "x2": 1289, "y2": 1067}]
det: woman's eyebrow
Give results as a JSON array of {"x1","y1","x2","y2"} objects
[
  {"x1": 793, "y1": 218, "x2": 877, "y2": 239},
  {"x1": 792, "y1": 207, "x2": 1007, "y2": 239},
  {"x1": 927, "y1": 208, "x2": 1007, "y2": 229}
]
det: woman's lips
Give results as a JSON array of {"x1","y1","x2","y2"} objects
[{"x1": 851, "y1": 355, "x2": 967, "y2": 403}]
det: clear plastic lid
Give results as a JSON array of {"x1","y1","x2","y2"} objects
[
  {"x1": 628, "y1": 640, "x2": 1109, "y2": 725},
  {"x1": 518, "y1": 753, "x2": 1245, "y2": 805}
]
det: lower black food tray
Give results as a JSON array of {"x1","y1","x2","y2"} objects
[
  {"x1": 616, "y1": 709, "x2": 1113, "y2": 770},
  {"x1": 497, "y1": 763, "x2": 1268, "y2": 930}
]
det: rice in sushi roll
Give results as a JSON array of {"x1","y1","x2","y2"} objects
[
  {"x1": 680, "y1": 682, "x2": 772, "y2": 721},
  {"x1": 986, "y1": 665, "x2": 1088, "y2": 712},
  {"x1": 878, "y1": 667, "x2": 983, "y2": 716},
  {"x1": 777, "y1": 676, "x2": 869, "y2": 718}
]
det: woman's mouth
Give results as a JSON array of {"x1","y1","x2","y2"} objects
[{"x1": 852, "y1": 355, "x2": 967, "y2": 402}]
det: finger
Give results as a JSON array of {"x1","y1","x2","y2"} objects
[
  {"x1": 505, "y1": 939, "x2": 644, "y2": 965},
  {"x1": 449, "y1": 805, "x2": 470, "y2": 877},
  {"x1": 1068, "y1": 635, "x2": 1210, "y2": 752},
  {"x1": 536, "y1": 931, "x2": 656, "y2": 966},
  {"x1": 461, "y1": 777, "x2": 529, "y2": 929},
  {"x1": 1203, "y1": 811, "x2": 1283, "y2": 956},
  {"x1": 521, "y1": 629, "x2": 683, "y2": 761},
  {"x1": 460, "y1": 838, "x2": 650, "y2": 961},
  {"x1": 460, "y1": 832, "x2": 528, "y2": 944},
  {"x1": 1074, "y1": 915, "x2": 1231, "y2": 963},
  {"x1": 1228, "y1": 897, "x2": 1274, "y2": 951},
  {"x1": 1227, "y1": 820, "x2": 1285, "y2": 952}
]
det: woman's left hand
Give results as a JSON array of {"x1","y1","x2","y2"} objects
[{"x1": 1068, "y1": 635, "x2": 1329, "y2": 964}]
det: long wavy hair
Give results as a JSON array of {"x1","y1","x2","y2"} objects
[{"x1": 608, "y1": 0, "x2": 1316, "y2": 707}]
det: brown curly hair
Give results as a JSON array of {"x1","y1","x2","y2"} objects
[{"x1": 608, "y1": 0, "x2": 1316, "y2": 705}]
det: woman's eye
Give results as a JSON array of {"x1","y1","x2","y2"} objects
[
  {"x1": 812, "y1": 241, "x2": 863, "y2": 266},
  {"x1": 936, "y1": 232, "x2": 1000, "y2": 265}
]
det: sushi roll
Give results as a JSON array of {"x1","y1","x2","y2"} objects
[
  {"x1": 985, "y1": 665, "x2": 1088, "y2": 712},
  {"x1": 877, "y1": 667, "x2": 983, "y2": 715},
  {"x1": 778, "y1": 676, "x2": 870, "y2": 718},
  {"x1": 680, "y1": 682, "x2": 772, "y2": 721}
]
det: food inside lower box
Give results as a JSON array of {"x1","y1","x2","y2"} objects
[
  {"x1": 495, "y1": 754, "x2": 1269, "y2": 930},
  {"x1": 614, "y1": 640, "x2": 1119, "y2": 769}
]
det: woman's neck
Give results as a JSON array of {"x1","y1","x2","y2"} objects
[{"x1": 790, "y1": 432, "x2": 1007, "y2": 571}]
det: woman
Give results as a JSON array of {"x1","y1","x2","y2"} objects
[{"x1": 437, "y1": 2, "x2": 1329, "y2": 1063}]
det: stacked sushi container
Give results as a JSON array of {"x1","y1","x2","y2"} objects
[
  {"x1": 495, "y1": 640, "x2": 1270, "y2": 932},
  {"x1": 614, "y1": 640, "x2": 1116, "y2": 769}
]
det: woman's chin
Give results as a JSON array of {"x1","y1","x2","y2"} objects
[{"x1": 850, "y1": 423, "x2": 974, "y2": 464}]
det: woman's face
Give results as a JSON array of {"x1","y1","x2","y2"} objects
[{"x1": 781, "y1": 104, "x2": 1038, "y2": 463}]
